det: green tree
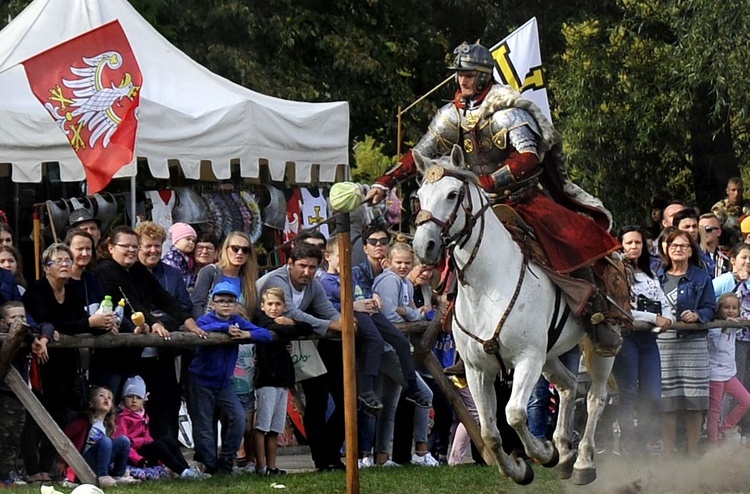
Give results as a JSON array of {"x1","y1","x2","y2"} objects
[{"x1": 551, "y1": 0, "x2": 750, "y2": 224}]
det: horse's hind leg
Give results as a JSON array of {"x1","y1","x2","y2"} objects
[
  {"x1": 465, "y1": 364, "x2": 533, "y2": 485},
  {"x1": 572, "y1": 345, "x2": 614, "y2": 485},
  {"x1": 505, "y1": 357, "x2": 558, "y2": 468},
  {"x1": 543, "y1": 355, "x2": 578, "y2": 478}
]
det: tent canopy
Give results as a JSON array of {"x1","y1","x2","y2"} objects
[{"x1": 0, "y1": 0, "x2": 350, "y2": 184}]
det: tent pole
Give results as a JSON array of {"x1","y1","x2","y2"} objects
[{"x1": 130, "y1": 175, "x2": 136, "y2": 227}]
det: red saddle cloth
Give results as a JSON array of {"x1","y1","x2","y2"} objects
[{"x1": 509, "y1": 192, "x2": 620, "y2": 275}]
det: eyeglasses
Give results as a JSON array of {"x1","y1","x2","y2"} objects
[
  {"x1": 668, "y1": 243, "x2": 691, "y2": 251},
  {"x1": 229, "y1": 245, "x2": 251, "y2": 255},
  {"x1": 212, "y1": 298, "x2": 237, "y2": 306},
  {"x1": 46, "y1": 258, "x2": 73, "y2": 266},
  {"x1": 703, "y1": 226, "x2": 720, "y2": 233},
  {"x1": 366, "y1": 237, "x2": 390, "y2": 246},
  {"x1": 115, "y1": 244, "x2": 139, "y2": 251}
]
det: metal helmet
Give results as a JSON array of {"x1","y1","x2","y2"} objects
[{"x1": 449, "y1": 41, "x2": 495, "y2": 94}]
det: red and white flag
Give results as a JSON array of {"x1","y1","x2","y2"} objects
[
  {"x1": 21, "y1": 20, "x2": 142, "y2": 194},
  {"x1": 490, "y1": 17, "x2": 551, "y2": 122}
]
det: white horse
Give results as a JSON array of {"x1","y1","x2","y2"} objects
[{"x1": 412, "y1": 146, "x2": 615, "y2": 485}]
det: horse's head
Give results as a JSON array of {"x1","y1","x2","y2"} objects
[{"x1": 412, "y1": 145, "x2": 486, "y2": 265}]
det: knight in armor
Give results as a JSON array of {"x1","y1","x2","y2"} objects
[{"x1": 366, "y1": 42, "x2": 623, "y2": 356}]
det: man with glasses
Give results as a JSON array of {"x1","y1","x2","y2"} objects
[
  {"x1": 699, "y1": 213, "x2": 730, "y2": 278},
  {"x1": 256, "y1": 243, "x2": 345, "y2": 472}
]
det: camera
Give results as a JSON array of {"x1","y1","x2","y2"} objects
[{"x1": 636, "y1": 295, "x2": 662, "y2": 315}]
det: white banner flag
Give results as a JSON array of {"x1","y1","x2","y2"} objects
[{"x1": 490, "y1": 17, "x2": 551, "y2": 122}]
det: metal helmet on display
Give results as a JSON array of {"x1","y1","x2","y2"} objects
[{"x1": 449, "y1": 41, "x2": 496, "y2": 94}]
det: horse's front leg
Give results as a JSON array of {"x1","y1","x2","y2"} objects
[
  {"x1": 542, "y1": 356, "x2": 578, "y2": 477},
  {"x1": 465, "y1": 361, "x2": 533, "y2": 485},
  {"x1": 505, "y1": 355, "x2": 558, "y2": 468},
  {"x1": 572, "y1": 350, "x2": 614, "y2": 485}
]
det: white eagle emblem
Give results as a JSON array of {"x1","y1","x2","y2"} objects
[{"x1": 45, "y1": 51, "x2": 140, "y2": 151}]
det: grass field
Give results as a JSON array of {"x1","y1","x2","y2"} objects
[
  {"x1": 14, "y1": 464, "x2": 561, "y2": 494},
  {"x1": 14, "y1": 446, "x2": 750, "y2": 494}
]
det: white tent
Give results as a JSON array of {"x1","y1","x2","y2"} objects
[{"x1": 0, "y1": 0, "x2": 350, "y2": 184}]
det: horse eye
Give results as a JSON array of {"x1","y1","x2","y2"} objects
[{"x1": 447, "y1": 191, "x2": 458, "y2": 200}]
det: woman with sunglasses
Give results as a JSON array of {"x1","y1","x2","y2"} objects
[
  {"x1": 657, "y1": 229, "x2": 716, "y2": 458},
  {"x1": 94, "y1": 226, "x2": 204, "y2": 398},
  {"x1": 191, "y1": 232, "x2": 258, "y2": 319},
  {"x1": 614, "y1": 226, "x2": 674, "y2": 456},
  {"x1": 22, "y1": 243, "x2": 102, "y2": 482}
]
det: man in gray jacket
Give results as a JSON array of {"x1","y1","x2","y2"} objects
[{"x1": 256, "y1": 244, "x2": 344, "y2": 472}]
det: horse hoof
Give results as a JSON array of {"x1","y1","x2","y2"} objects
[
  {"x1": 556, "y1": 460, "x2": 574, "y2": 480},
  {"x1": 571, "y1": 467, "x2": 597, "y2": 485},
  {"x1": 541, "y1": 445, "x2": 559, "y2": 468},
  {"x1": 515, "y1": 459, "x2": 534, "y2": 485}
]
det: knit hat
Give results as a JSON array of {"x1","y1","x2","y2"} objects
[
  {"x1": 122, "y1": 375, "x2": 147, "y2": 400},
  {"x1": 741, "y1": 216, "x2": 750, "y2": 235},
  {"x1": 169, "y1": 222, "x2": 197, "y2": 244}
]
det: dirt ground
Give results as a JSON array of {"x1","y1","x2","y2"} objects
[{"x1": 567, "y1": 444, "x2": 750, "y2": 494}]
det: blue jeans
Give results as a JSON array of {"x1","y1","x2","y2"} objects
[
  {"x1": 360, "y1": 373, "x2": 402, "y2": 455},
  {"x1": 83, "y1": 436, "x2": 130, "y2": 477},
  {"x1": 612, "y1": 331, "x2": 661, "y2": 450},
  {"x1": 188, "y1": 379, "x2": 246, "y2": 471},
  {"x1": 527, "y1": 346, "x2": 580, "y2": 439}
]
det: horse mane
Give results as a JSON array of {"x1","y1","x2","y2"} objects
[{"x1": 429, "y1": 154, "x2": 480, "y2": 186}]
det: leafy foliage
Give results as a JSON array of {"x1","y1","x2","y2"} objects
[{"x1": 3, "y1": 0, "x2": 750, "y2": 224}]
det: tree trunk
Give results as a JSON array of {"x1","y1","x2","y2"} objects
[{"x1": 690, "y1": 83, "x2": 738, "y2": 211}]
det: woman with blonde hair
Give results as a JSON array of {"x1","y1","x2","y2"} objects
[{"x1": 191, "y1": 231, "x2": 258, "y2": 319}]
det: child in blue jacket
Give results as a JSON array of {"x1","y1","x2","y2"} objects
[{"x1": 190, "y1": 282, "x2": 272, "y2": 475}]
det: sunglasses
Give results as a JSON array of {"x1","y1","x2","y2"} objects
[
  {"x1": 366, "y1": 237, "x2": 390, "y2": 246},
  {"x1": 703, "y1": 226, "x2": 720, "y2": 233},
  {"x1": 228, "y1": 245, "x2": 252, "y2": 254}
]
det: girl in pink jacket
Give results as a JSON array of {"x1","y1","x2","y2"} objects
[{"x1": 114, "y1": 376, "x2": 206, "y2": 480}]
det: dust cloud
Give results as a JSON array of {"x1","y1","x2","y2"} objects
[{"x1": 565, "y1": 444, "x2": 750, "y2": 494}]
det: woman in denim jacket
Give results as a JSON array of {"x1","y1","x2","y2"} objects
[{"x1": 657, "y1": 229, "x2": 716, "y2": 457}]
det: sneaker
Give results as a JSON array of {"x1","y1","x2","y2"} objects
[
  {"x1": 57, "y1": 479, "x2": 78, "y2": 489},
  {"x1": 646, "y1": 440, "x2": 663, "y2": 454},
  {"x1": 405, "y1": 387, "x2": 432, "y2": 408},
  {"x1": 266, "y1": 468, "x2": 286, "y2": 476},
  {"x1": 181, "y1": 468, "x2": 210, "y2": 480},
  {"x1": 358, "y1": 390, "x2": 383, "y2": 412},
  {"x1": 243, "y1": 462, "x2": 257, "y2": 473},
  {"x1": 358, "y1": 457, "x2": 374, "y2": 469},
  {"x1": 378, "y1": 460, "x2": 401, "y2": 468},
  {"x1": 722, "y1": 426, "x2": 742, "y2": 447},
  {"x1": 411, "y1": 452, "x2": 440, "y2": 467},
  {"x1": 98, "y1": 476, "x2": 117, "y2": 487},
  {"x1": 114, "y1": 474, "x2": 140, "y2": 485},
  {"x1": 256, "y1": 466, "x2": 268, "y2": 476},
  {"x1": 5, "y1": 472, "x2": 27, "y2": 486}
]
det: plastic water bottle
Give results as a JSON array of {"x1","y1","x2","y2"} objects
[
  {"x1": 114, "y1": 299, "x2": 125, "y2": 327},
  {"x1": 99, "y1": 295, "x2": 114, "y2": 314}
]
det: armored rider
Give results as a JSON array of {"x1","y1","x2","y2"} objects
[{"x1": 366, "y1": 42, "x2": 623, "y2": 356}]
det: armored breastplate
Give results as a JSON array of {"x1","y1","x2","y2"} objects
[{"x1": 414, "y1": 102, "x2": 515, "y2": 175}]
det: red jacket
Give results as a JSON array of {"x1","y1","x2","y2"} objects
[{"x1": 114, "y1": 407, "x2": 154, "y2": 465}]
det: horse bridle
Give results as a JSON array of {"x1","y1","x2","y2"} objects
[{"x1": 414, "y1": 166, "x2": 491, "y2": 270}]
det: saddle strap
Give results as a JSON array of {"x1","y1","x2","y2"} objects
[{"x1": 546, "y1": 287, "x2": 571, "y2": 353}]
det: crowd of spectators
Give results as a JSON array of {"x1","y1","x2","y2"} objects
[{"x1": 2, "y1": 177, "x2": 750, "y2": 486}]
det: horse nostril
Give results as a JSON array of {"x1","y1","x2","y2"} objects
[{"x1": 427, "y1": 240, "x2": 436, "y2": 254}]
